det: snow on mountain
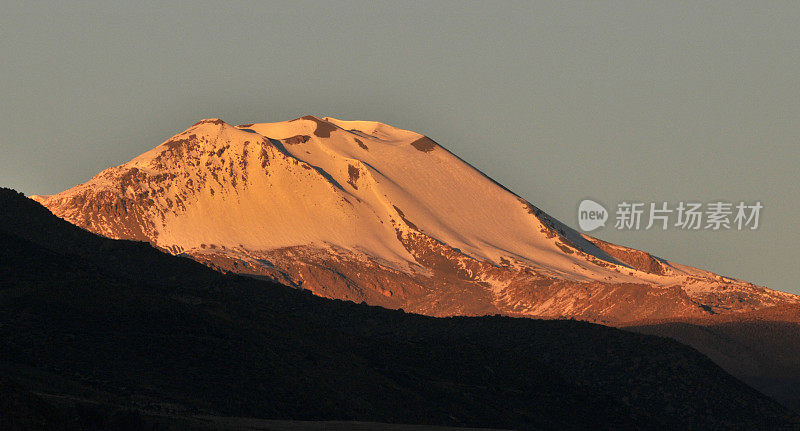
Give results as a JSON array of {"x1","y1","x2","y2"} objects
[{"x1": 31, "y1": 116, "x2": 800, "y2": 323}]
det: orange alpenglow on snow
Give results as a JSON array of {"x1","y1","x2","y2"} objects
[{"x1": 33, "y1": 116, "x2": 800, "y2": 323}]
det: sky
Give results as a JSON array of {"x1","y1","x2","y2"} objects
[{"x1": 1, "y1": 1, "x2": 798, "y2": 294}]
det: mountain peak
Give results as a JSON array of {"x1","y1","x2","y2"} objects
[
  {"x1": 191, "y1": 118, "x2": 229, "y2": 127},
  {"x1": 33, "y1": 116, "x2": 800, "y2": 323},
  {"x1": 290, "y1": 115, "x2": 340, "y2": 138}
]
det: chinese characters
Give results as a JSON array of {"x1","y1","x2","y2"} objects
[{"x1": 612, "y1": 201, "x2": 762, "y2": 230}]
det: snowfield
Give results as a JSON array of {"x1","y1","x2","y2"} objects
[{"x1": 32, "y1": 116, "x2": 800, "y2": 323}]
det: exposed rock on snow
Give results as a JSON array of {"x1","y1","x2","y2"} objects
[{"x1": 33, "y1": 116, "x2": 800, "y2": 323}]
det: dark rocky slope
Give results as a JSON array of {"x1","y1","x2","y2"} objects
[{"x1": 0, "y1": 188, "x2": 795, "y2": 430}]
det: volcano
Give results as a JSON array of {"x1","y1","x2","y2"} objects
[{"x1": 33, "y1": 116, "x2": 799, "y2": 324}]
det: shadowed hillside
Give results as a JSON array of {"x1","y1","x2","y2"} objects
[
  {"x1": 627, "y1": 319, "x2": 800, "y2": 414},
  {"x1": 0, "y1": 188, "x2": 795, "y2": 430}
]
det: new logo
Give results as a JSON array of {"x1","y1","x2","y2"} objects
[{"x1": 578, "y1": 199, "x2": 608, "y2": 232}]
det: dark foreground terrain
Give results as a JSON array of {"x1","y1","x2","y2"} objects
[
  {"x1": 0, "y1": 188, "x2": 795, "y2": 430},
  {"x1": 628, "y1": 317, "x2": 800, "y2": 415}
]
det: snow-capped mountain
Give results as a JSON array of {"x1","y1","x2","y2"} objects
[{"x1": 32, "y1": 116, "x2": 799, "y2": 323}]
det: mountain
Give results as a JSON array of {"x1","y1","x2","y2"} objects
[
  {"x1": 626, "y1": 310, "x2": 800, "y2": 415},
  {"x1": 3, "y1": 188, "x2": 795, "y2": 430},
  {"x1": 32, "y1": 116, "x2": 799, "y2": 324}
]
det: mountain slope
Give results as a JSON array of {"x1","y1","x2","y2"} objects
[
  {"x1": 625, "y1": 310, "x2": 800, "y2": 413},
  {"x1": 31, "y1": 116, "x2": 799, "y2": 323},
  {"x1": 1, "y1": 187, "x2": 796, "y2": 430}
]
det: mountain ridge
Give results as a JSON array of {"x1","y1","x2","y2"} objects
[{"x1": 32, "y1": 116, "x2": 800, "y2": 324}]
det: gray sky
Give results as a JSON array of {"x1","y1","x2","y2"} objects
[{"x1": 2, "y1": 1, "x2": 798, "y2": 294}]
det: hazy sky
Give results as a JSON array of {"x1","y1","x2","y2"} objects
[{"x1": 2, "y1": 1, "x2": 798, "y2": 294}]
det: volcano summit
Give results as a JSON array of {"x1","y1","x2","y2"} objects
[{"x1": 33, "y1": 116, "x2": 799, "y2": 324}]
